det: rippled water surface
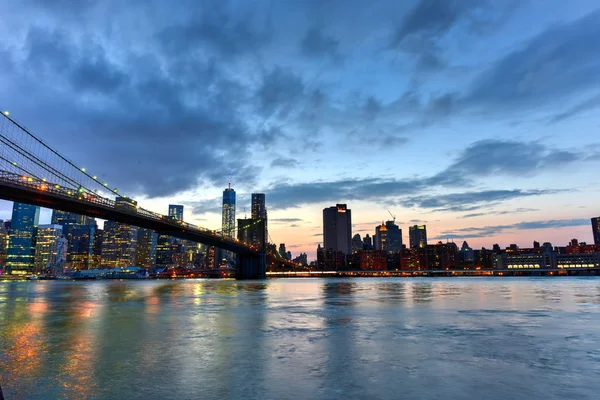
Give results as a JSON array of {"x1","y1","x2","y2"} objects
[{"x1": 2, "y1": 277, "x2": 600, "y2": 399}]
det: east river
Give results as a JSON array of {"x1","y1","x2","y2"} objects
[{"x1": 1, "y1": 278, "x2": 600, "y2": 399}]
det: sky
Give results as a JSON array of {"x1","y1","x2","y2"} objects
[{"x1": 1, "y1": 0, "x2": 600, "y2": 260}]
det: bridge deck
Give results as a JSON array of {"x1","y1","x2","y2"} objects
[{"x1": 0, "y1": 171, "x2": 258, "y2": 255}]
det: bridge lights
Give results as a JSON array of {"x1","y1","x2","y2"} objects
[
  {"x1": 2, "y1": 111, "x2": 9, "y2": 116},
  {"x1": 81, "y1": 168, "x2": 86, "y2": 172},
  {"x1": 93, "y1": 176, "x2": 97, "y2": 180},
  {"x1": 104, "y1": 183, "x2": 108, "y2": 186}
]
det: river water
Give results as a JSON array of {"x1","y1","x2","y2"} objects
[{"x1": 1, "y1": 278, "x2": 600, "y2": 399}]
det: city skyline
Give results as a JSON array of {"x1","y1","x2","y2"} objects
[{"x1": 1, "y1": 1, "x2": 600, "y2": 258}]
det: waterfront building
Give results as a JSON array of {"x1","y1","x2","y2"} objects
[
  {"x1": 6, "y1": 202, "x2": 40, "y2": 274},
  {"x1": 136, "y1": 228, "x2": 158, "y2": 268},
  {"x1": 68, "y1": 224, "x2": 96, "y2": 269},
  {"x1": 360, "y1": 250, "x2": 388, "y2": 270},
  {"x1": 409, "y1": 225, "x2": 427, "y2": 249},
  {"x1": 92, "y1": 228, "x2": 104, "y2": 268},
  {"x1": 33, "y1": 224, "x2": 63, "y2": 272},
  {"x1": 323, "y1": 204, "x2": 352, "y2": 255},
  {"x1": 101, "y1": 220, "x2": 138, "y2": 268},
  {"x1": 168, "y1": 205, "x2": 184, "y2": 221},
  {"x1": 593, "y1": 217, "x2": 600, "y2": 245},
  {"x1": 156, "y1": 235, "x2": 173, "y2": 266},
  {"x1": 0, "y1": 220, "x2": 8, "y2": 266}
]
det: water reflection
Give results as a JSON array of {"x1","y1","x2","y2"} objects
[{"x1": 1, "y1": 278, "x2": 600, "y2": 400}]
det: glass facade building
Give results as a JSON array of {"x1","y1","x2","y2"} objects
[
  {"x1": 168, "y1": 205, "x2": 184, "y2": 221},
  {"x1": 409, "y1": 225, "x2": 427, "y2": 249},
  {"x1": 6, "y1": 202, "x2": 40, "y2": 274}
]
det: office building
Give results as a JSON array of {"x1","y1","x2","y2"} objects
[
  {"x1": 593, "y1": 217, "x2": 600, "y2": 245},
  {"x1": 375, "y1": 222, "x2": 388, "y2": 251},
  {"x1": 279, "y1": 243, "x2": 287, "y2": 259},
  {"x1": 6, "y1": 202, "x2": 40, "y2": 274},
  {"x1": 409, "y1": 225, "x2": 427, "y2": 249},
  {"x1": 237, "y1": 218, "x2": 266, "y2": 251},
  {"x1": 33, "y1": 224, "x2": 63, "y2": 272},
  {"x1": 101, "y1": 220, "x2": 138, "y2": 268},
  {"x1": 351, "y1": 234, "x2": 363, "y2": 252},
  {"x1": 222, "y1": 184, "x2": 236, "y2": 239},
  {"x1": 385, "y1": 221, "x2": 402, "y2": 252},
  {"x1": 323, "y1": 204, "x2": 352, "y2": 255},
  {"x1": 136, "y1": 228, "x2": 158, "y2": 268},
  {"x1": 68, "y1": 224, "x2": 96, "y2": 269},
  {"x1": 169, "y1": 205, "x2": 184, "y2": 221},
  {"x1": 156, "y1": 235, "x2": 173, "y2": 266},
  {"x1": 363, "y1": 234, "x2": 373, "y2": 250},
  {"x1": 0, "y1": 220, "x2": 8, "y2": 266},
  {"x1": 251, "y1": 193, "x2": 268, "y2": 243}
]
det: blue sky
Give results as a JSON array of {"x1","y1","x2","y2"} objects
[{"x1": 1, "y1": 0, "x2": 599, "y2": 258}]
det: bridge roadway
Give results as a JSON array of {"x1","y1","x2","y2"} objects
[{"x1": 0, "y1": 171, "x2": 259, "y2": 256}]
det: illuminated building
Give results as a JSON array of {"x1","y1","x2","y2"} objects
[
  {"x1": 6, "y1": 202, "x2": 40, "y2": 274},
  {"x1": 251, "y1": 193, "x2": 268, "y2": 241},
  {"x1": 316, "y1": 243, "x2": 345, "y2": 270},
  {"x1": 385, "y1": 221, "x2": 402, "y2": 252},
  {"x1": 409, "y1": 225, "x2": 427, "y2": 249},
  {"x1": 222, "y1": 184, "x2": 236, "y2": 239},
  {"x1": 136, "y1": 228, "x2": 157, "y2": 268},
  {"x1": 593, "y1": 217, "x2": 600, "y2": 245},
  {"x1": 0, "y1": 220, "x2": 8, "y2": 266},
  {"x1": 68, "y1": 224, "x2": 96, "y2": 269},
  {"x1": 33, "y1": 224, "x2": 63, "y2": 272},
  {"x1": 237, "y1": 218, "x2": 266, "y2": 251},
  {"x1": 375, "y1": 222, "x2": 388, "y2": 251},
  {"x1": 360, "y1": 250, "x2": 388, "y2": 270},
  {"x1": 156, "y1": 235, "x2": 173, "y2": 266},
  {"x1": 101, "y1": 199, "x2": 138, "y2": 268},
  {"x1": 323, "y1": 204, "x2": 352, "y2": 254},
  {"x1": 168, "y1": 205, "x2": 184, "y2": 221},
  {"x1": 92, "y1": 228, "x2": 103, "y2": 268}
]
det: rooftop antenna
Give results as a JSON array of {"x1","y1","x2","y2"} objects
[
  {"x1": 228, "y1": 172, "x2": 231, "y2": 190},
  {"x1": 387, "y1": 210, "x2": 396, "y2": 224},
  {"x1": 244, "y1": 207, "x2": 247, "y2": 219}
]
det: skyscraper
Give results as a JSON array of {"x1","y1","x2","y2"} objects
[
  {"x1": 168, "y1": 205, "x2": 184, "y2": 221},
  {"x1": 409, "y1": 225, "x2": 427, "y2": 249},
  {"x1": 375, "y1": 222, "x2": 388, "y2": 251},
  {"x1": 6, "y1": 202, "x2": 40, "y2": 274},
  {"x1": 323, "y1": 204, "x2": 352, "y2": 254},
  {"x1": 351, "y1": 234, "x2": 363, "y2": 252},
  {"x1": 251, "y1": 193, "x2": 268, "y2": 242},
  {"x1": 592, "y1": 217, "x2": 600, "y2": 245},
  {"x1": 237, "y1": 218, "x2": 266, "y2": 251},
  {"x1": 222, "y1": 184, "x2": 236, "y2": 239},
  {"x1": 136, "y1": 228, "x2": 158, "y2": 268},
  {"x1": 33, "y1": 224, "x2": 63, "y2": 272},
  {"x1": 385, "y1": 221, "x2": 402, "y2": 252},
  {"x1": 101, "y1": 220, "x2": 138, "y2": 268}
]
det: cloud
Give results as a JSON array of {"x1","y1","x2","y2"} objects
[
  {"x1": 271, "y1": 157, "x2": 299, "y2": 168},
  {"x1": 549, "y1": 92, "x2": 600, "y2": 123},
  {"x1": 435, "y1": 218, "x2": 591, "y2": 240},
  {"x1": 271, "y1": 218, "x2": 304, "y2": 223},
  {"x1": 401, "y1": 190, "x2": 558, "y2": 212},
  {"x1": 465, "y1": 10, "x2": 600, "y2": 110},
  {"x1": 461, "y1": 208, "x2": 538, "y2": 219},
  {"x1": 300, "y1": 27, "x2": 341, "y2": 61},
  {"x1": 437, "y1": 139, "x2": 582, "y2": 178}
]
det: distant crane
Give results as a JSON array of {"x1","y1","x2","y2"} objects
[{"x1": 387, "y1": 210, "x2": 396, "y2": 224}]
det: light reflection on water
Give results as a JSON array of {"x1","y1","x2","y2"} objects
[{"x1": 1, "y1": 277, "x2": 600, "y2": 399}]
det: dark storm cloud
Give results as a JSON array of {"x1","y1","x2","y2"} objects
[
  {"x1": 401, "y1": 190, "x2": 557, "y2": 213},
  {"x1": 435, "y1": 218, "x2": 590, "y2": 240},
  {"x1": 300, "y1": 27, "x2": 341, "y2": 61},
  {"x1": 466, "y1": 10, "x2": 600, "y2": 109},
  {"x1": 6, "y1": 19, "x2": 263, "y2": 198},
  {"x1": 271, "y1": 157, "x2": 299, "y2": 169}
]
